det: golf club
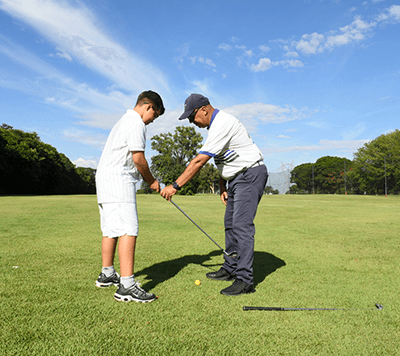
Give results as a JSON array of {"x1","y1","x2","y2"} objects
[
  {"x1": 243, "y1": 303, "x2": 383, "y2": 311},
  {"x1": 170, "y1": 200, "x2": 238, "y2": 258}
]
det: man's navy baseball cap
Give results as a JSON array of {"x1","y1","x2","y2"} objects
[{"x1": 178, "y1": 94, "x2": 210, "y2": 120}]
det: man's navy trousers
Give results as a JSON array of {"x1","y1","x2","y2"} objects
[{"x1": 222, "y1": 163, "x2": 269, "y2": 285}]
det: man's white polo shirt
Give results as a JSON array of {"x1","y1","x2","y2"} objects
[{"x1": 199, "y1": 109, "x2": 263, "y2": 181}]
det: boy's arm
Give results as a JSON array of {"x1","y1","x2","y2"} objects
[{"x1": 131, "y1": 151, "x2": 160, "y2": 192}]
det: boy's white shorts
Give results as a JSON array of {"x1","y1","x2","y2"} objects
[{"x1": 98, "y1": 202, "x2": 139, "y2": 238}]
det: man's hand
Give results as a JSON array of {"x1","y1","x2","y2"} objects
[
  {"x1": 160, "y1": 185, "x2": 177, "y2": 201},
  {"x1": 220, "y1": 191, "x2": 228, "y2": 206},
  {"x1": 160, "y1": 154, "x2": 211, "y2": 201},
  {"x1": 150, "y1": 180, "x2": 160, "y2": 193}
]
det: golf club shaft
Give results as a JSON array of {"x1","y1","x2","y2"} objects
[
  {"x1": 243, "y1": 303, "x2": 383, "y2": 311},
  {"x1": 243, "y1": 306, "x2": 350, "y2": 311},
  {"x1": 170, "y1": 200, "x2": 227, "y2": 254}
]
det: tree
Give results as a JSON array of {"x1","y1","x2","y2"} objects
[
  {"x1": 75, "y1": 167, "x2": 96, "y2": 194},
  {"x1": 0, "y1": 124, "x2": 95, "y2": 195},
  {"x1": 264, "y1": 185, "x2": 279, "y2": 194},
  {"x1": 291, "y1": 156, "x2": 353, "y2": 194},
  {"x1": 291, "y1": 163, "x2": 314, "y2": 193},
  {"x1": 351, "y1": 129, "x2": 400, "y2": 195},
  {"x1": 313, "y1": 156, "x2": 354, "y2": 194},
  {"x1": 197, "y1": 162, "x2": 220, "y2": 194},
  {"x1": 150, "y1": 126, "x2": 204, "y2": 195},
  {"x1": 138, "y1": 181, "x2": 154, "y2": 194}
]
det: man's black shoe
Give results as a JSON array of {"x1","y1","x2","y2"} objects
[
  {"x1": 206, "y1": 268, "x2": 235, "y2": 281},
  {"x1": 220, "y1": 279, "x2": 255, "y2": 296}
]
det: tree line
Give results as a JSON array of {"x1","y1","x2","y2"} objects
[
  {"x1": 290, "y1": 129, "x2": 400, "y2": 195},
  {"x1": 0, "y1": 124, "x2": 95, "y2": 195},
  {"x1": 3, "y1": 123, "x2": 397, "y2": 196}
]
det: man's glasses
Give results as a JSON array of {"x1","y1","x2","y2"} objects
[{"x1": 188, "y1": 107, "x2": 202, "y2": 123}]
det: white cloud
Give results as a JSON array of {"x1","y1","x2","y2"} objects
[
  {"x1": 285, "y1": 51, "x2": 299, "y2": 58},
  {"x1": 276, "y1": 59, "x2": 304, "y2": 68},
  {"x1": 387, "y1": 5, "x2": 400, "y2": 22},
  {"x1": 0, "y1": 0, "x2": 169, "y2": 94},
  {"x1": 51, "y1": 46, "x2": 72, "y2": 62},
  {"x1": 73, "y1": 157, "x2": 98, "y2": 169},
  {"x1": 250, "y1": 58, "x2": 272, "y2": 72},
  {"x1": 223, "y1": 102, "x2": 309, "y2": 124},
  {"x1": 63, "y1": 129, "x2": 107, "y2": 150},
  {"x1": 325, "y1": 16, "x2": 374, "y2": 49},
  {"x1": 146, "y1": 108, "x2": 188, "y2": 141},
  {"x1": 189, "y1": 79, "x2": 214, "y2": 97},
  {"x1": 235, "y1": 45, "x2": 253, "y2": 57},
  {"x1": 78, "y1": 112, "x2": 123, "y2": 129},
  {"x1": 251, "y1": 57, "x2": 303, "y2": 72},
  {"x1": 0, "y1": 1, "x2": 178, "y2": 154},
  {"x1": 190, "y1": 56, "x2": 216, "y2": 69},
  {"x1": 218, "y1": 43, "x2": 232, "y2": 51},
  {"x1": 296, "y1": 32, "x2": 325, "y2": 54},
  {"x1": 227, "y1": 5, "x2": 400, "y2": 75},
  {"x1": 69, "y1": 108, "x2": 191, "y2": 151},
  {"x1": 293, "y1": 5, "x2": 400, "y2": 56},
  {"x1": 341, "y1": 123, "x2": 366, "y2": 141},
  {"x1": 263, "y1": 139, "x2": 368, "y2": 153},
  {"x1": 0, "y1": 35, "x2": 131, "y2": 114},
  {"x1": 173, "y1": 42, "x2": 190, "y2": 63},
  {"x1": 259, "y1": 45, "x2": 270, "y2": 53}
]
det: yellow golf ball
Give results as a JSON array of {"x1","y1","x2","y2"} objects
[{"x1": 195, "y1": 280, "x2": 201, "y2": 285}]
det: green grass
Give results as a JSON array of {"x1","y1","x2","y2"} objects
[{"x1": 1, "y1": 194, "x2": 399, "y2": 355}]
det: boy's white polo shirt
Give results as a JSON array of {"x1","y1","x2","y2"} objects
[
  {"x1": 96, "y1": 109, "x2": 146, "y2": 203},
  {"x1": 199, "y1": 110, "x2": 263, "y2": 181}
]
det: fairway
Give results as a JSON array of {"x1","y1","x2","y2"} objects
[{"x1": 1, "y1": 194, "x2": 399, "y2": 355}]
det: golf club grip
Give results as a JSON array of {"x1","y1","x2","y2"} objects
[{"x1": 243, "y1": 306, "x2": 285, "y2": 311}]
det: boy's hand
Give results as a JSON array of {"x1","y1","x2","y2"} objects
[{"x1": 150, "y1": 180, "x2": 160, "y2": 193}]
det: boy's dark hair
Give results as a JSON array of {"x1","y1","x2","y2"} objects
[{"x1": 136, "y1": 90, "x2": 165, "y2": 116}]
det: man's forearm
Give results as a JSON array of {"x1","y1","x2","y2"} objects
[{"x1": 175, "y1": 154, "x2": 211, "y2": 188}]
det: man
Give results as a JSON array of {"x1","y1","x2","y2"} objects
[
  {"x1": 95, "y1": 90, "x2": 165, "y2": 303},
  {"x1": 160, "y1": 93, "x2": 268, "y2": 296}
]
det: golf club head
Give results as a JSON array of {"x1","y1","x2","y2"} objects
[
  {"x1": 375, "y1": 303, "x2": 383, "y2": 310},
  {"x1": 225, "y1": 250, "x2": 238, "y2": 258}
]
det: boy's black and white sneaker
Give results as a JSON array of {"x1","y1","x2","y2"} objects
[
  {"x1": 95, "y1": 272, "x2": 120, "y2": 288},
  {"x1": 114, "y1": 281, "x2": 157, "y2": 303}
]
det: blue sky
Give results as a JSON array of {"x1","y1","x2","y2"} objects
[{"x1": 1, "y1": 0, "x2": 399, "y2": 173}]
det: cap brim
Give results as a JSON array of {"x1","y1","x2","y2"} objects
[{"x1": 178, "y1": 109, "x2": 192, "y2": 120}]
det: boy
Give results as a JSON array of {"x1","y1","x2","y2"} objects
[{"x1": 95, "y1": 90, "x2": 165, "y2": 303}]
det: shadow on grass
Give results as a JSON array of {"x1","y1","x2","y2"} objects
[{"x1": 136, "y1": 250, "x2": 285, "y2": 290}]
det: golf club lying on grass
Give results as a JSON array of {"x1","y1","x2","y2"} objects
[
  {"x1": 170, "y1": 200, "x2": 238, "y2": 258},
  {"x1": 243, "y1": 303, "x2": 383, "y2": 311}
]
